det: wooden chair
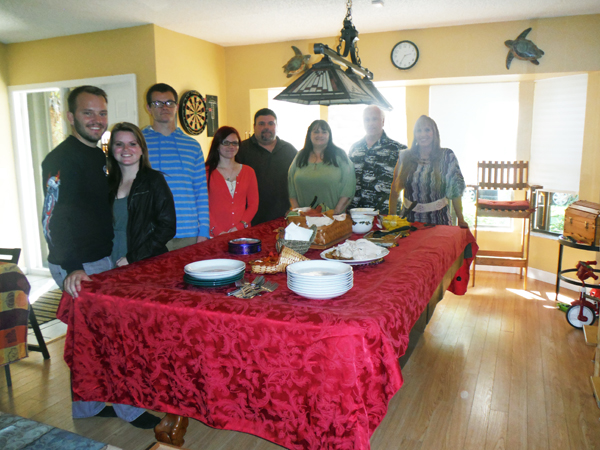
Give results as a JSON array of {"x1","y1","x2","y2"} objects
[
  {"x1": 471, "y1": 161, "x2": 541, "y2": 289},
  {"x1": 0, "y1": 248, "x2": 50, "y2": 387}
]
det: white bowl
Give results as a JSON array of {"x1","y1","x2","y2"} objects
[
  {"x1": 350, "y1": 214, "x2": 374, "y2": 234},
  {"x1": 349, "y1": 208, "x2": 378, "y2": 216}
]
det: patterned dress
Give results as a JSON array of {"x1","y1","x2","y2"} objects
[{"x1": 403, "y1": 148, "x2": 465, "y2": 225}]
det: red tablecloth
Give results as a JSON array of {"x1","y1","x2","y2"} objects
[{"x1": 58, "y1": 219, "x2": 476, "y2": 450}]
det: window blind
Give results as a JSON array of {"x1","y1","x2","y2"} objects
[
  {"x1": 429, "y1": 83, "x2": 519, "y2": 185},
  {"x1": 529, "y1": 74, "x2": 588, "y2": 193}
]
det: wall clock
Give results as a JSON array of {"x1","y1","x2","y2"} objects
[
  {"x1": 391, "y1": 40, "x2": 419, "y2": 70},
  {"x1": 178, "y1": 90, "x2": 207, "y2": 135}
]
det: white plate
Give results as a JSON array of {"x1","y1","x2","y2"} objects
[
  {"x1": 288, "y1": 279, "x2": 352, "y2": 288},
  {"x1": 288, "y1": 281, "x2": 353, "y2": 292},
  {"x1": 290, "y1": 287, "x2": 352, "y2": 300},
  {"x1": 184, "y1": 259, "x2": 245, "y2": 279},
  {"x1": 287, "y1": 260, "x2": 352, "y2": 276},
  {"x1": 319, "y1": 248, "x2": 389, "y2": 265},
  {"x1": 288, "y1": 277, "x2": 352, "y2": 288}
]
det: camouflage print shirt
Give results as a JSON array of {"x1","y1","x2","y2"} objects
[{"x1": 348, "y1": 131, "x2": 407, "y2": 214}]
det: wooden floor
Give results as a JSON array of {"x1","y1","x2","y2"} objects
[{"x1": 2, "y1": 271, "x2": 599, "y2": 450}]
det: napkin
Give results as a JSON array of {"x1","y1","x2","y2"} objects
[
  {"x1": 335, "y1": 239, "x2": 383, "y2": 259},
  {"x1": 284, "y1": 222, "x2": 314, "y2": 241},
  {"x1": 306, "y1": 216, "x2": 334, "y2": 228}
]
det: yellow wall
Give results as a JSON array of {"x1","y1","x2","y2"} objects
[
  {"x1": 0, "y1": 42, "x2": 22, "y2": 249},
  {"x1": 7, "y1": 25, "x2": 158, "y2": 126},
  {"x1": 2, "y1": 24, "x2": 227, "y2": 260},
  {"x1": 224, "y1": 14, "x2": 600, "y2": 276},
  {"x1": 152, "y1": 26, "x2": 227, "y2": 153}
]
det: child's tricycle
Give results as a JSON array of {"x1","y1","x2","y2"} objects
[{"x1": 566, "y1": 260, "x2": 600, "y2": 329}]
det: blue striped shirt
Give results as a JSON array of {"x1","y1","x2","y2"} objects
[{"x1": 143, "y1": 126, "x2": 209, "y2": 238}]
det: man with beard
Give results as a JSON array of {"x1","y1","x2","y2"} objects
[
  {"x1": 349, "y1": 105, "x2": 407, "y2": 214},
  {"x1": 42, "y1": 86, "x2": 113, "y2": 297},
  {"x1": 238, "y1": 108, "x2": 297, "y2": 225},
  {"x1": 41, "y1": 85, "x2": 161, "y2": 429}
]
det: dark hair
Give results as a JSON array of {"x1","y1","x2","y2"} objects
[
  {"x1": 296, "y1": 120, "x2": 347, "y2": 168},
  {"x1": 107, "y1": 122, "x2": 152, "y2": 203},
  {"x1": 397, "y1": 115, "x2": 443, "y2": 190},
  {"x1": 146, "y1": 83, "x2": 178, "y2": 106},
  {"x1": 67, "y1": 86, "x2": 107, "y2": 114},
  {"x1": 254, "y1": 108, "x2": 277, "y2": 124},
  {"x1": 205, "y1": 126, "x2": 242, "y2": 186}
]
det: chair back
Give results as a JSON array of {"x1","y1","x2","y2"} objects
[
  {"x1": 0, "y1": 249, "x2": 21, "y2": 264},
  {"x1": 477, "y1": 161, "x2": 529, "y2": 191}
]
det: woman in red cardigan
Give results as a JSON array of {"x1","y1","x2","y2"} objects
[{"x1": 206, "y1": 126, "x2": 259, "y2": 237}]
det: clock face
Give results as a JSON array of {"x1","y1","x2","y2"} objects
[
  {"x1": 391, "y1": 40, "x2": 419, "y2": 70},
  {"x1": 178, "y1": 90, "x2": 207, "y2": 136}
]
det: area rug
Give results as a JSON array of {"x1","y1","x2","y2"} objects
[
  {"x1": 0, "y1": 412, "x2": 122, "y2": 450},
  {"x1": 30, "y1": 289, "x2": 62, "y2": 327}
]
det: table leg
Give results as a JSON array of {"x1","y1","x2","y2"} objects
[
  {"x1": 556, "y1": 243, "x2": 564, "y2": 300},
  {"x1": 154, "y1": 414, "x2": 189, "y2": 447}
]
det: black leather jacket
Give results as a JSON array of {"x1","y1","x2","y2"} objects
[{"x1": 126, "y1": 168, "x2": 176, "y2": 263}]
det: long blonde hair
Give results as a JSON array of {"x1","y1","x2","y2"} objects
[{"x1": 395, "y1": 115, "x2": 444, "y2": 192}]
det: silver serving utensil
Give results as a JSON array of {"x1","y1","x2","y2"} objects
[
  {"x1": 234, "y1": 276, "x2": 265, "y2": 298},
  {"x1": 248, "y1": 282, "x2": 279, "y2": 298},
  {"x1": 227, "y1": 276, "x2": 249, "y2": 296}
]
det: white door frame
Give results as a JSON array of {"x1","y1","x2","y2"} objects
[{"x1": 8, "y1": 74, "x2": 137, "y2": 275}]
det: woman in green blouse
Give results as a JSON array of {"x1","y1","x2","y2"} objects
[{"x1": 288, "y1": 120, "x2": 356, "y2": 214}]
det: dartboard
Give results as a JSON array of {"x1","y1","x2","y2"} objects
[{"x1": 178, "y1": 90, "x2": 207, "y2": 135}]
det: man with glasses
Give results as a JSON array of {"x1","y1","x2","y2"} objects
[
  {"x1": 143, "y1": 83, "x2": 209, "y2": 249},
  {"x1": 238, "y1": 108, "x2": 297, "y2": 226},
  {"x1": 349, "y1": 105, "x2": 407, "y2": 214}
]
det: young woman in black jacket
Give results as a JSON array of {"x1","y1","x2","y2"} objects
[{"x1": 107, "y1": 122, "x2": 176, "y2": 266}]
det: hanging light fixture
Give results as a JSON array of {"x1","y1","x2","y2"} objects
[{"x1": 274, "y1": 0, "x2": 392, "y2": 111}]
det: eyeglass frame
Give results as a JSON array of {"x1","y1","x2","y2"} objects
[
  {"x1": 150, "y1": 100, "x2": 178, "y2": 108},
  {"x1": 221, "y1": 140, "x2": 240, "y2": 148}
]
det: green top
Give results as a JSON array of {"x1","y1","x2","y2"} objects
[{"x1": 288, "y1": 154, "x2": 356, "y2": 211}]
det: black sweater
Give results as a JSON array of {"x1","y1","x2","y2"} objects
[
  {"x1": 122, "y1": 168, "x2": 176, "y2": 263},
  {"x1": 41, "y1": 136, "x2": 113, "y2": 273}
]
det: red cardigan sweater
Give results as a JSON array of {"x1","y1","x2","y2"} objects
[{"x1": 207, "y1": 165, "x2": 259, "y2": 237}]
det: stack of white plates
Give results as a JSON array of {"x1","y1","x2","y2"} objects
[
  {"x1": 184, "y1": 259, "x2": 245, "y2": 286},
  {"x1": 287, "y1": 260, "x2": 353, "y2": 300}
]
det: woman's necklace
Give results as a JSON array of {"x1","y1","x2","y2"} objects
[
  {"x1": 312, "y1": 152, "x2": 323, "y2": 170},
  {"x1": 218, "y1": 165, "x2": 237, "y2": 181}
]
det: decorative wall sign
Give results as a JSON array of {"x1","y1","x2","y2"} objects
[
  {"x1": 206, "y1": 95, "x2": 219, "y2": 137},
  {"x1": 178, "y1": 90, "x2": 207, "y2": 135},
  {"x1": 283, "y1": 46, "x2": 311, "y2": 78},
  {"x1": 504, "y1": 28, "x2": 545, "y2": 70}
]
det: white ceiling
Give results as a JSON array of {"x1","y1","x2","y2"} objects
[{"x1": 1, "y1": 0, "x2": 600, "y2": 47}]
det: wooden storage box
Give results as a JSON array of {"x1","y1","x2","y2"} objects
[{"x1": 564, "y1": 200, "x2": 600, "y2": 246}]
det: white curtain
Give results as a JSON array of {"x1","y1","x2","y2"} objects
[
  {"x1": 269, "y1": 88, "x2": 320, "y2": 150},
  {"x1": 429, "y1": 83, "x2": 520, "y2": 185},
  {"x1": 529, "y1": 74, "x2": 588, "y2": 193}
]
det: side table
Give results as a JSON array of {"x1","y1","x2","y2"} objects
[{"x1": 556, "y1": 235, "x2": 600, "y2": 300}]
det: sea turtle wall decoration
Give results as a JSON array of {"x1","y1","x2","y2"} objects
[
  {"x1": 504, "y1": 28, "x2": 544, "y2": 70},
  {"x1": 283, "y1": 46, "x2": 311, "y2": 78}
]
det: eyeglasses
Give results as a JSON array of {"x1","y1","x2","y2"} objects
[
  {"x1": 221, "y1": 140, "x2": 240, "y2": 147},
  {"x1": 150, "y1": 100, "x2": 177, "y2": 108}
]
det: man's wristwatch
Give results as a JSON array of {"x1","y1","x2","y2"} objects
[{"x1": 240, "y1": 220, "x2": 249, "y2": 229}]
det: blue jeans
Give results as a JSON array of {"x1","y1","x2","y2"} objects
[{"x1": 49, "y1": 256, "x2": 146, "y2": 422}]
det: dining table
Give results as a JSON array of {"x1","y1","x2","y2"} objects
[{"x1": 57, "y1": 218, "x2": 476, "y2": 450}]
